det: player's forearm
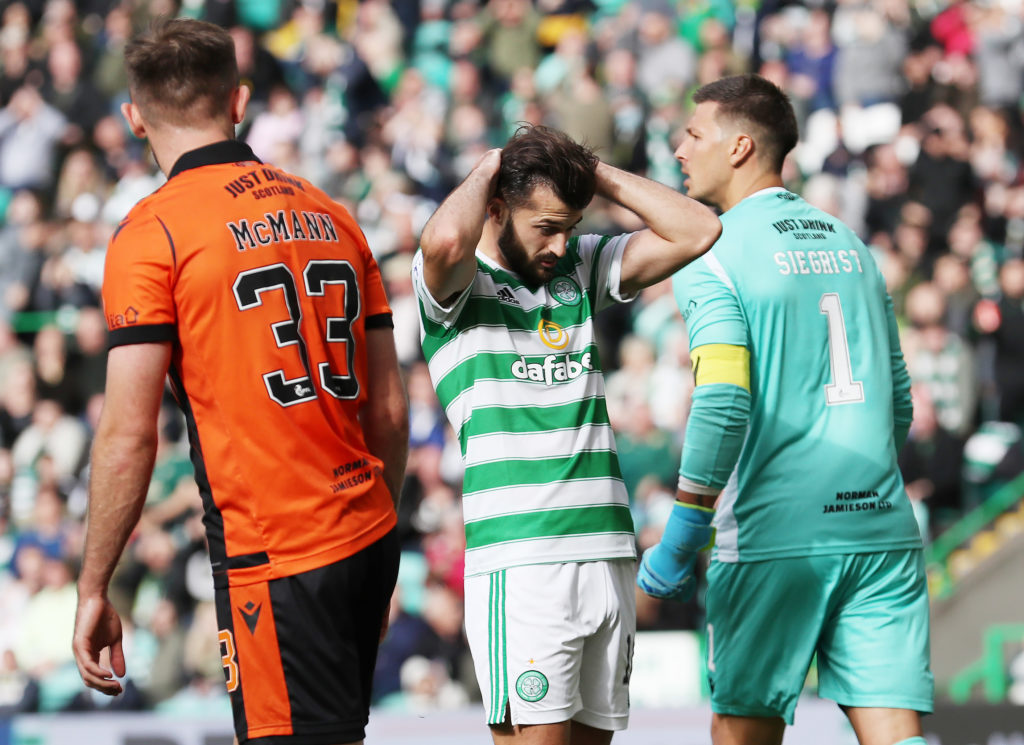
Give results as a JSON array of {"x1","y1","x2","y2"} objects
[
  {"x1": 678, "y1": 383, "x2": 750, "y2": 502},
  {"x1": 596, "y1": 161, "x2": 720, "y2": 287},
  {"x1": 363, "y1": 410, "x2": 409, "y2": 509},
  {"x1": 361, "y1": 328, "x2": 410, "y2": 508},
  {"x1": 419, "y1": 149, "x2": 501, "y2": 302},
  {"x1": 78, "y1": 429, "x2": 157, "y2": 598},
  {"x1": 375, "y1": 439, "x2": 408, "y2": 511}
]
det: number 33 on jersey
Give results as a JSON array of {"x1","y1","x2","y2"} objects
[{"x1": 101, "y1": 143, "x2": 397, "y2": 589}]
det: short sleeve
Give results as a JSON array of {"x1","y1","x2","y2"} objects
[
  {"x1": 573, "y1": 232, "x2": 638, "y2": 313},
  {"x1": 672, "y1": 253, "x2": 748, "y2": 349},
  {"x1": 102, "y1": 211, "x2": 177, "y2": 348},
  {"x1": 410, "y1": 249, "x2": 473, "y2": 327}
]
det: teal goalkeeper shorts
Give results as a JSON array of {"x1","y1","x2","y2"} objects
[{"x1": 705, "y1": 549, "x2": 933, "y2": 724}]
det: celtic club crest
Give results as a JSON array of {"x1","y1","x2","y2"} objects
[
  {"x1": 548, "y1": 277, "x2": 581, "y2": 306},
  {"x1": 515, "y1": 670, "x2": 549, "y2": 702}
]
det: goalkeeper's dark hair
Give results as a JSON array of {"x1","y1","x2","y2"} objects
[
  {"x1": 496, "y1": 125, "x2": 598, "y2": 212},
  {"x1": 693, "y1": 74, "x2": 799, "y2": 173}
]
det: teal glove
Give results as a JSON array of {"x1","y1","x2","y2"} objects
[{"x1": 637, "y1": 502, "x2": 715, "y2": 602}]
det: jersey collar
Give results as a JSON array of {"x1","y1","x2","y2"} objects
[
  {"x1": 168, "y1": 140, "x2": 262, "y2": 179},
  {"x1": 746, "y1": 186, "x2": 787, "y2": 200}
]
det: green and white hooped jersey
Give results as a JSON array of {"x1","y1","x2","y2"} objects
[
  {"x1": 673, "y1": 189, "x2": 922, "y2": 562},
  {"x1": 412, "y1": 234, "x2": 638, "y2": 577}
]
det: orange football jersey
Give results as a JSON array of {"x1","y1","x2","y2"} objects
[{"x1": 102, "y1": 141, "x2": 397, "y2": 587}]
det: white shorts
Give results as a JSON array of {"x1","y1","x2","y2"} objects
[{"x1": 464, "y1": 559, "x2": 637, "y2": 731}]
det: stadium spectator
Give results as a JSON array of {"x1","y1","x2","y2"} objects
[
  {"x1": 29, "y1": 325, "x2": 80, "y2": 413},
  {"x1": 635, "y1": 8, "x2": 698, "y2": 105},
  {"x1": 132, "y1": 597, "x2": 187, "y2": 706},
  {"x1": 900, "y1": 384, "x2": 967, "y2": 540},
  {"x1": 243, "y1": 83, "x2": 303, "y2": 163},
  {"x1": 0, "y1": 84, "x2": 67, "y2": 192},
  {"x1": 832, "y1": 0, "x2": 908, "y2": 154},
  {"x1": 14, "y1": 553, "x2": 77, "y2": 706},
  {"x1": 612, "y1": 395, "x2": 680, "y2": 502},
  {"x1": 8, "y1": 481, "x2": 70, "y2": 576},
  {"x1": 973, "y1": 258, "x2": 1024, "y2": 427},
  {"x1": 10, "y1": 398, "x2": 87, "y2": 488},
  {"x1": 933, "y1": 253, "x2": 980, "y2": 339},
  {"x1": 391, "y1": 654, "x2": 470, "y2": 714},
  {"x1": 472, "y1": 0, "x2": 543, "y2": 89},
  {"x1": 907, "y1": 104, "x2": 977, "y2": 254},
  {"x1": 903, "y1": 281, "x2": 978, "y2": 438},
  {"x1": 605, "y1": 333, "x2": 658, "y2": 425},
  {"x1": 40, "y1": 39, "x2": 107, "y2": 144},
  {"x1": 66, "y1": 306, "x2": 107, "y2": 405},
  {"x1": 0, "y1": 317, "x2": 30, "y2": 388},
  {"x1": 0, "y1": 647, "x2": 38, "y2": 715},
  {"x1": 0, "y1": 358, "x2": 34, "y2": 452},
  {"x1": 374, "y1": 585, "x2": 446, "y2": 704}
]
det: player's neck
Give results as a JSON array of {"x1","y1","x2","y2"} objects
[
  {"x1": 477, "y1": 220, "x2": 504, "y2": 268},
  {"x1": 721, "y1": 170, "x2": 785, "y2": 213},
  {"x1": 148, "y1": 124, "x2": 237, "y2": 178}
]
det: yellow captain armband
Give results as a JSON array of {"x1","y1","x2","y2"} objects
[{"x1": 690, "y1": 344, "x2": 751, "y2": 391}]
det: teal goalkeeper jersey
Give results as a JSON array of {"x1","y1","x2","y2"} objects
[{"x1": 673, "y1": 188, "x2": 922, "y2": 562}]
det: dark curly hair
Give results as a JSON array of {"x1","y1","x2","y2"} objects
[{"x1": 496, "y1": 125, "x2": 599, "y2": 212}]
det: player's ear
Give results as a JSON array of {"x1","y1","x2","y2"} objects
[
  {"x1": 121, "y1": 101, "x2": 147, "y2": 139},
  {"x1": 729, "y1": 133, "x2": 755, "y2": 167},
  {"x1": 230, "y1": 84, "x2": 251, "y2": 126},
  {"x1": 487, "y1": 197, "x2": 508, "y2": 224}
]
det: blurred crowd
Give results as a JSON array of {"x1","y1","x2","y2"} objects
[{"x1": 0, "y1": 0, "x2": 1023, "y2": 718}]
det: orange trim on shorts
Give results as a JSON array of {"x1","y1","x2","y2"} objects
[{"x1": 230, "y1": 582, "x2": 293, "y2": 738}]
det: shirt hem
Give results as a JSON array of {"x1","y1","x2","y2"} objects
[
  {"x1": 464, "y1": 548, "x2": 638, "y2": 577},
  {"x1": 711, "y1": 538, "x2": 923, "y2": 563},
  {"x1": 220, "y1": 512, "x2": 397, "y2": 587}
]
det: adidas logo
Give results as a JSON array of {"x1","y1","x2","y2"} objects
[{"x1": 497, "y1": 287, "x2": 520, "y2": 305}]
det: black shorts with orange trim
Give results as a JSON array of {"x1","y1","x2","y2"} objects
[{"x1": 214, "y1": 529, "x2": 400, "y2": 744}]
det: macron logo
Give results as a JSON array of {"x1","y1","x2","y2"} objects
[
  {"x1": 497, "y1": 287, "x2": 520, "y2": 305},
  {"x1": 239, "y1": 601, "x2": 262, "y2": 635}
]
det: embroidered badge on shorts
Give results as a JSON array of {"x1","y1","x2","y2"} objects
[{"x1": 515, "y1": 670, "x2": 549, "y2": 702}]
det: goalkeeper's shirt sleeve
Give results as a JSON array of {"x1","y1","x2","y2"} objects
[
  {"x1": 672, "y1": 260, "x2": 751, "y2": 494},
  {"x1": 678, "y1": 345, "x2": 751, "y2": 493}
]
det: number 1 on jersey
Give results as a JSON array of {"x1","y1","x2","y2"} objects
[{"x1": 819, "y1": 292, "x2": 864, "y2": 405}]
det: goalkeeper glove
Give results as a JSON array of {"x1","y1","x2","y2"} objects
[{"x1": 637, "y1": 502, "x2": 715, "y2": 602}]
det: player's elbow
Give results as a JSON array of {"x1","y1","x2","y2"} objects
[
  {"x1": 96, "y1": 409, "x2": 159, "y2": 452},
  {"x1": 421, "y1": 226, "x2": 476, "y2": 300},
  {"x1": 93, "y1": 425, "x2": 159, "y2": 475},
  {"x1": 421, "y1": 223, "x2": 466, "y2": 268},
  {"x1": 687, "y1": 212, "x2": 722, "y2": 259}
]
